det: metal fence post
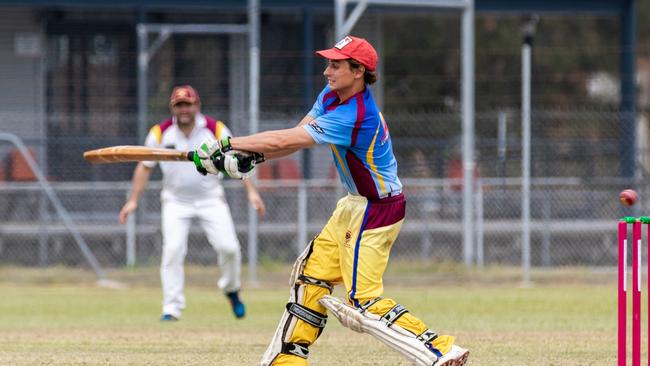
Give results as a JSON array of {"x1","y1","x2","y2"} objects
[{"x1": 475, "y1": 180, "x2": 484, "y2": 267}]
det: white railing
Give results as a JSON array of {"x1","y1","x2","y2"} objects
[{"x1": 0, "y1": 176, "x2": 633, "y2": 282}]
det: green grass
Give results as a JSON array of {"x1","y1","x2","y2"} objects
[{"x1": 0, "y1": 264, "x2": 629, "y2": 365}]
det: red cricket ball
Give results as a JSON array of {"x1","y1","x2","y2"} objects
[{"x1": 620, "y1": 189, "x2": 638, "y2": 206}]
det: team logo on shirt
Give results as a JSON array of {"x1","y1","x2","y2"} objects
[{"x1": 308, "y1": 122, "x2": 325, "y2": 134}]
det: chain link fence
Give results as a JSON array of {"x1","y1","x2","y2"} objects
[
  {"x1": 0, "y1": 176, "x2": 639, "y2": 270},
  {"x1": 1, "y1": 10, "x2": 649, "y2": 281},
  {"x1": 1, "y1": 108, "x2": 647, "y2": 276}
]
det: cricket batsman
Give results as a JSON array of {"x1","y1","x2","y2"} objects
[{"x1": 192, "y1": 36, "x2": 469, "y2": 366}]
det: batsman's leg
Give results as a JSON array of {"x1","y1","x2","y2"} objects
[
  {"x1": 260, "y1": 212, "x2": 343, "y2": 366},
  {"x1": 321, "y1": 195, "x2": 468, "y2": 366},
  {"x1": 320, "y1": 296, "x2": 468, "y2": 366}
]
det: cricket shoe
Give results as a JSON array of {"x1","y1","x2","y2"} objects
[
  {"x1": 160, "y1": 314, "x2": 179, "y2": 322},
  {"x1": 434, "y1": 345, "x2": 469, "y2": 366},
  {"x1": 226, "y1": 291, "x2": 246, "y2": 319}
]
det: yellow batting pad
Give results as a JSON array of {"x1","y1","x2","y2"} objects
[
  {"x1": 431, "y1": 335, "x2": 455, "y2": 356},
  {"x1": 364, "y1": 298, "x2": 455, "y2": 355},
  {"x1": 287, "y1": 284, "x2": 331, "y2": 345},
  {"x1": 320, "y1": 295, "x2": 439, "y2": 366},
  {"x1": 261, "y1": 242, "x2": 334, "y2": 366},
  {"x1": 366, "y1": 298, "x2": 427, "y2": 336},
  {"x1": 270, "y1": 354, "x2": 309, "y2": 366}
]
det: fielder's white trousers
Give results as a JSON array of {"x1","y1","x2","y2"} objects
[{"x1": 160, "y1": 195, "x2": 241, "y2": 318}]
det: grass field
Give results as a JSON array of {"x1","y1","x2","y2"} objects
[{"x1": 0, "y1": 263, "x2": 627, "y2": 365}]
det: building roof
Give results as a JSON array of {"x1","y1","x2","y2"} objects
[{"x1": 0, "y1": 0, "x2": 631, "y2": 14}]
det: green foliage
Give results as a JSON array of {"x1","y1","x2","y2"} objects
[
  {"x1": 380, "y1": 11, "x2": 640, "y2": 112},
  {"x1": 382, "y1": 15, "x2": 460, "y2": 112}
]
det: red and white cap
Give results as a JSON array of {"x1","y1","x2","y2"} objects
[
  {"x1": 315, "y1": 36, "x2": 377, "y2": 72},
  {"x1": 170, "y1": 85, "x2": 200, "y2": 106}
]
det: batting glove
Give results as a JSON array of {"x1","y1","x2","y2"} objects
[
  {"x1": 216, "y1": 151, "x2": 264, "y2": 180},
  {"x1": 193, "y1": 137, "x2": 233, "y2": 175}
]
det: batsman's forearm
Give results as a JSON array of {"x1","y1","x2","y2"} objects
[
  {"x1": 127, "y1": 163, "x2": 152, "y2": 202},
  {"x1": 230, "y1": 128, "x2": 313, "y2": 157},
  {"x1": 259, "y1": 115, "x2": 313, "y2": 159},
  {"x1": 264, "y1": 147, "x2": 301, "y2": 160}
]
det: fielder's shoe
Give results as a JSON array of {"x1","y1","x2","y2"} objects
[
  {"x1": 435, "y1": 345, "x2": 469, "y2": 366},
  {"x1": 226, "y1": 291, "x2": 246, "y2": 319},
  {"x1": 160, "y1": 314, "x2": 178, "y2": 322}
]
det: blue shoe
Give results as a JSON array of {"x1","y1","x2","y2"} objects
[
  {"x1": 226, "y1": 291, "x2": 246, "y2": 319},
  {"x1": 160, "y1": 314, "x2": 178, "y2": 322}
]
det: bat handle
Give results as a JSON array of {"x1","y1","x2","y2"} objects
[{"x1": 186, "y1": 151, "x2": 195, "y2": 161}]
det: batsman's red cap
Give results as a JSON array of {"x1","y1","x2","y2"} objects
[
  {"x1": 315, "y1": 35, "x2": 377, "y2": 72},
  {"x1": 170, "y1": 85, "x2": 200, "y2": 106}
]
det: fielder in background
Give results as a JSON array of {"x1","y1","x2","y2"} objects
[
  {"x1": 119, "y1": 85, "x2": 266, "y2": 321},
  {"x1": 193, "y1": 36, "x2": 469, "y2": 366}
]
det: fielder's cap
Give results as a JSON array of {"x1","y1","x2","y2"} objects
[
  {"x1": 170, "y1": 85, "x2": 200, "y2": 106},
  {"x1": 315, "y1": 35, "x2": 378, "y2": 72}
]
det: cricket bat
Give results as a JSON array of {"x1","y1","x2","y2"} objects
[{"x1": 83, "y1": 145, "x2": 194, "y2": 164}]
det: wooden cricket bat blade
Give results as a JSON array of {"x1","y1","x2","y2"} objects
[{"x1": 83, "y1": 145, "x2": 194, "y2": 164}]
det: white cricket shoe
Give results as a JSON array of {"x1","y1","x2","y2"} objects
[{"x1": 434, "y1": 345, "x2": 469, "y2": 366}]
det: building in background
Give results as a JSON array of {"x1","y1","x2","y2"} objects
[{"x1": 0, "y1": 0, "x2": 643, "y2": 183}]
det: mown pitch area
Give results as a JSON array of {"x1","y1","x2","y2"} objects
[{"x1": 0, "y1": 265, "x2": 621, "y2": 365}]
